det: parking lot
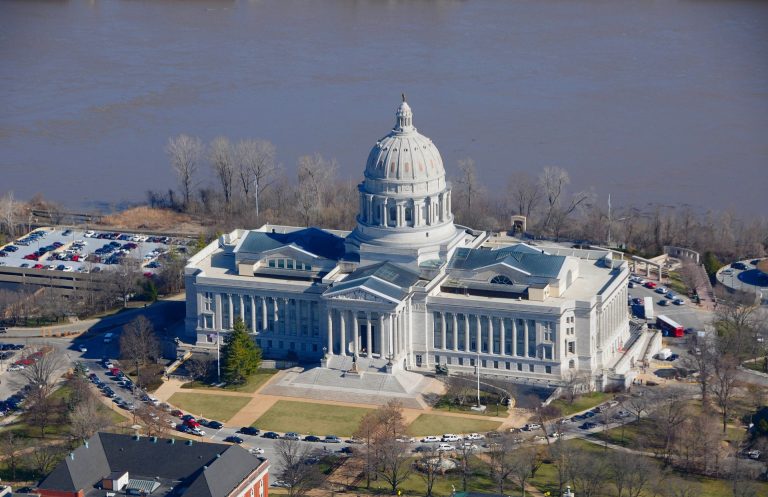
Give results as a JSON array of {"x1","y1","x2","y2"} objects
[
  {"x1": 627, "y1": 276, "x2": 709, "y2": 332},
  {"x1": 0, "y1": 227, "x2": 192, "y2": 276}
]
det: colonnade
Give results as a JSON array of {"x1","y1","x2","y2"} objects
[
  {"x1": 203, "y1": 292, "x2": 319, "y2": 338},
  {"x1": 325, "y1": 308, "x2": 408, "y2": 360},
  {"x1": 358, "y1": 191, "x2": 451, "y2": 228},
  {"x1": 432, "y1": 311, "x2": 544, "y2": 358}
]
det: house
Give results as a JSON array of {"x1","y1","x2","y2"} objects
[{"x1": 36, "y1": 433, "x2": 269, "y2": 497}]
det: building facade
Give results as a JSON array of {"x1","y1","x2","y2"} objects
[{"x1": 185, "y1": 99, "x2": 631, "y2": 390}]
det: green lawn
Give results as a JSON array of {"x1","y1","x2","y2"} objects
[
  {"x1": 167, "y1": 392, "x2": 251, "y2": 421},
  {"x1": 406, "y1": 414, "x2": 501, "y2": 437},
  {"x1": 549, "y1": 392, "x2": 611, "y2": 416},
  {"x1": 252, "y1": 400, "x2": 373, "y2": 436},
  {"x1": 743, "y1": 359, "x2": 767, "y2": 373},
  {"x1": 181, "y1": 369, "x2": 277, "y2": 393},
  {"x1": 666, "y1": 271, "x2": 689, "y2": 295},
  {"x1": 589, "y1": 418, "x2": 655, "y2": 447}
]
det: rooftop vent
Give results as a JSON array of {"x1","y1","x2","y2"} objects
[
  {"x1": 169, "y1": 438, "x2": 175, "y2": 444},
  {"x1": 133, "y1": 434, "x2": 141, "y2": 441},
  {"x1": 150, "y1": 436, "x2": 158, "y2": 443},
  {"x1": 185, "y1": 440, "x2": 193, "y2": 446}
]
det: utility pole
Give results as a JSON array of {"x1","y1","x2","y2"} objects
[{"x1": 217, "y1": 331, "x2": 221, "y2": 383}]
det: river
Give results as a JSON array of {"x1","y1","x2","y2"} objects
[{"x1": 1, "y1": 0, "x2": 766, "y2": 215}]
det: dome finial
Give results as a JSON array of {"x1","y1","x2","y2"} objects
[{"x1": 395, "y1": 95, "x2": 413, "y2": 132}]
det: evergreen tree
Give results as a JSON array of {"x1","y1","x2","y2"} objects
[{"x1": 221, "y1": 317, "x2": 262, "y2": 384}]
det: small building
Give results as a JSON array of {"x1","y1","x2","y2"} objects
[{"x1": 36, "y1": 433, "x2": 269, "y2": 497}]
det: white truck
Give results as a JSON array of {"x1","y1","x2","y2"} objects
[{"x1": 644, "y1": 296, "x2": 654, "y2": 321}]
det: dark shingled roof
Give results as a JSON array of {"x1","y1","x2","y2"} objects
[
  {"x1": 237, "y1": 227, "x2": 345, "y2": 260},
  {"x1": 38, "y1": 433, "x2": 264, "y2": 497},
  {"x1": 448, "y1": 245, "x2": 565, "y2": 278}
]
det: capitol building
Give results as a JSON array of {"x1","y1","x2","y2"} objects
[{"x1": 184, "y1": 99, "x2": 634, "y2": 391}]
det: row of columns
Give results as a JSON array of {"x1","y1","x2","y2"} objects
[
  {"x1": 326, "y1": 308, "x2": 407, "y2": 359},
  {"x1": 207, "y1": 293, "x2": 317, "y2": 336},
  {"x1": 435, "y1": 312, "x2": 539, "y2": 358},
  {"x1": 359, "y1": 191, "x2": 451, "y2": 228}
]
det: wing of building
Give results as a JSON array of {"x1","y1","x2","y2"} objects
[
  {"x1": 37, "y1": 433, "x2": 269, "y2": 497},
  {"x1": 184, "y1": 99, "x2": 632, "y2": 391}
]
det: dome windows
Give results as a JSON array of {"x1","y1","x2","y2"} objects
[{"x1": 491, "y1": 275, "x2": 514, "y2": 285}]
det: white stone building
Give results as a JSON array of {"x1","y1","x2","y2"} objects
[{"x1": 184, "y1": 99, "x2": 632, "y2": 390}]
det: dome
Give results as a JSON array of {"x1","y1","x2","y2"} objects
[{"x1": 364, "y1": 99, "x2": 446, "y2": 183}]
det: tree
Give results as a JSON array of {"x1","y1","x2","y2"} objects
[
  {"x1": 711, "y1": 354, "x2": 740, "y2": 433},
  {"x1": 166, "y1": 134, "x2": 203, "y2": 209},
  {"x1": 0, "y1": 430, "x2": 26, "y2": 480},
  {"x1": 650, "y1": 387, "x2": 690, "y2": 465},
  {"x1": 539, "y1": 166, "x2": 593, "y2": 238},
  {"x1": 274, "y1": 438, "x2": 322, "y2": 497},
  {"x1": 28, "y1": 444, "x2": 63, "y2": 477},
  {"x1": 507, "y1": 170, "x2": 541, "y2": 219},
  {"x1": 487, "y1": 434, "x2": 516, "y2": 494},
  {"x1": 236, "y1": 139, "x2": 278, "y2": 216},
  {"x1": 20, "y1": 345, "x2": 65, "y2": 397},
  {"x1": 625, "y1": 388, "x2": 652, "y2": 424},
  {"x1": 549, "y1": 439, "x2": 577, "y2": 496},
  {"x1": 456, "y1": 440, "x2": 476, "y2": 491},
  {"x1": 454, "y1": 158, "x2": 482, "y2": 215},
  {"x1": 120, "y1": 315, "x2": 160, "y2": 389},
  {"x1": 185, "y1": 356, "x2": 214, "y2": 381},
  {"x1": 0, "y1": 190, "x2": 18, "y2": 238},
  {"x1": 353, "y1": 410, "x2": 381, "y2": 489},
  {"x1": 509, "y1": 445, "x2": 542, "y2": 497},
  {"x1": 609, "y1": 452, "x2": 657, "y2": 497},
  {"x1": 296, "y1": 153, "x2": 337, "y2": 225},
  {"x1": 69, "y1": 393, "x2": 112, "y2": 442},
  {"x1": 373, "y1": 401, "x2": 411, "y2": 493},
  {"x1": 26, "y1": 388, "x2": 59, "y2": 438},
  {"x1": 221, "y1": 317, "x2": 261, "y2": 384},
  {"x1": 415, "y1": 445, "x2": 443, "y2": 497},
  {"x1": 210, "y1": 136, "x2": 236, "y2": 206},
  {"x1": 570, "y1": 448, "x2": 608, "y2": 497}
]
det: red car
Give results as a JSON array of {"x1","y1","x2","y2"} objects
[
  {"x1": 644, "y1": 281, "x2": 657, "y2": 289},
  {"x1": 171, "y1": 409, "x2": 184, "y2": 418},
  {"x1": 33, "y1": 263, "x2": 44, "y2": 269},
  {"x1": 24, "y1": 254, "x2": 38, "y2": 260}
]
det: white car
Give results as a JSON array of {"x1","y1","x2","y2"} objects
[
  {"x1": 461, "y1": 442, "x2": 478, "y2": 451},
  {"x1": 396, "y1": 436, "x2": 415, "y2": 443},
  {"x1": 437, "y1": 443, "x2": 456, "y2": 452},
  {"x1": 673, "y1": 298, "x2": 685, "y2": 305},
  {"x1": 250, "y1": 447, "x2": 265, "y2": 455},
  {"x1": 84, "y1": 231, "x2": 95, "y2": 237},
  {"x1": 442, "y1": 434, "x2": 462, "y2": 442},
  {"x1": 465, "y1": 433, "x2": 484, "y2": 440},
  {"x1": 421, "y1": 436, "x2": 440, "y2": 443},
  {"x1": 8, "y1": 364, "x2": 24, "y2": 371},
  {"x1": 190, "y1": 427, "x2": 206, "y2": 436}
]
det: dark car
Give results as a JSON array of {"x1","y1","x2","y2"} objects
[
  {"x1": 338, "y1": 447, "x2": 354, "y2": 455},
  {"x1": 239, "y1": 426, "x2": 260, "y2": 436},
  {"x1": 224, "y1": 436, "x2": 244, "y2": 444},
  {"x1": 263, "y1": 431, "x2": 280, "y2": 439},
  {"x1": 304, "y1": 435, "x2": 321, "y2": 442},
  {"x1": 208, "y1": 421, "x2": 223, "y2": 430},
  {"x1": 579, "y1": 422, "x2": 598, "y2": 430},
  {"x1": 731, "y1": 262, "x2": 747, "y2": 270}
]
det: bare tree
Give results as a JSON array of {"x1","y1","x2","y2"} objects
[
  {"x1": 625, "y1": 388, "x2": 652, "y2": 424},
  {"x1": 549, "y1": 439, "x2": 577, "y2": 496},
  {"x1": 454, "y1": 158, "x2": 483, "y2": 215},
  {"x1": 353, "y1": 410, "x2": 381, "y2": 489},
  {"x1": 507, "y1": 170, "x2": 541, "y2": 219},
  {"x1": 609, "y1": 452, "x2": 657, "y2": 497},
  {"x1": 20, "y1": 345, "x2": 65, "y2": 397},
  {"x1": 296, "y1": 153, "x2": 337, "y2": 225},
  {"x1": 120, "y1": 315, "x2": 160, "y2": 389},
  {"x1": 236, "y1": 139, "x2": 278, "y2": 216},
  {"x1": 0, "y1": 190, "x2": 18, "y2": 238},
  {"x1": 28, "y1": 444, "x2": 63, "y2": 477},
  {"x1": 185, "y1": 356, "x2": 213, "y2": 381},
  {"x1": 0, "y1": 430, "x2": 26, "y2": 479},
  {"x1": 711, "y1": 354, "x2": 740, "y2": 433},
  {"x1": 27, "y1": 388, "x2": 60, "y2": 438},
  {"x1": 487, "y1": 434, "x2": 517, "y2": 494},
  {"x1": 650, "y1": 387, "x2": 690, "y2": 464},
  {"x1": 166, "y1": 134, "x2": 203, "y2": 209},
  {"x1": 456, "y1": 440, "x2": 476, "y2": 491},
  {"x1": 69, "y1": 393, "x2": 112, "y2": 442},
  {"x1": 539, "y1": 166, "x2": 593, "y2": 238},
  {"x1": 415, "y1": 445, "x2": 443, "y2": 497},
  {"x1": 210, "y1": 136, "x2": 236, "y2": 206},
  {"x1": 570, "y1": 448, "x2": 608, "y2": 497},
  {"x1": 274, "y1": 438, "x2": 322, "y2": 497},
  {"x1": 508, "y1": 445, "x2": 542, "y2": 497}
]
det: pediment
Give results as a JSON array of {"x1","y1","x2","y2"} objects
[{"x1": 328, "y1": 288, "x2": 397, "y2": 305}]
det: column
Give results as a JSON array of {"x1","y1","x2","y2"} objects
[
  {"x1": 261, "y1": 297, "x2": 267, "y2": 331},
  {"x1": 214, "y1": 293, "x2": 222, "y2": 330},
  {"x1": 380, "y1": 201, "x2": 387, "y2": 227},
  {"x1": 379, "y1": 313, "x2": 387, "y2": 357},
  {"x1": 366, "y1": 314, "x2": 373, "y2": 356},
  {"x1": 353, "y1": 312, "x2": 359, "y2": 358},
  {"x1": 239, "y1": 295, "x2": 245, "y2": 323},
  {"x1": 440, "y1": 312, "x2": 447, "y2": 351},
  {"x1": 388, "y1": 314, "x2": 394, "y2": 357},
  {"x1": 327, "y1": 310, "x2": 334, "y2": 355},
  {"x1": 273, "y1": 297, "x2": 278, "y2": 323},
  {"x1": 488, "y1": 316, "x2": 494, "y2": 355},
  {"x1": 463, "y1": 314, "x2": 470, "y2": 351},
  {"x1": 500, "y1": 317, "x2": 506, "y2": 356},
  {"x1": 227, "y1": 294, "x2": 234, "y2": 329},
  {"x1": 339, "y1": 310, "x2": 347, "y2": 356},
  {"x1": 524, "y1": 320, "x2": 530, "y2": 357},
  {"x1": 475, "y1": 315, "x2": 481, "y2": 353},
  {"x1": 366, "y1": 195, "x2": 373, "y2": 225},
  {"x1": 250, "y1": 295, "x2": 256, "y2": 333},
  {"x1": 511, "y1": 319, "x2": 517, "y2": 356},
  {"x1": 452, "y1": 313, "x2": 459, "y2": 351}
]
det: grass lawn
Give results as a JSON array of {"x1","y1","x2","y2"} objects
[
  {"x1": 181, "y1": 369, "x2": 277, "y2": 393},
  {"x1": 406, "y1": 414, "x2": 501, "y2": 437},
  {"x1": 743, "y1": 359, "x2": 767, "y2": 373},
  {"x1": 167, "y1": 392, "x2": 251, "y2": 421},
  {"x1": 589, "y1": 418, "x2": 655, "y2": 447},
  {"x1": 253, "y1": 400, "x2": 372, "y2": 436},
  {"x1": 666, "y1": 271, "x2": 689, "y2": 295},
  {"x1": 549, "y1": 391, "x2": 611, "y2": 416}
]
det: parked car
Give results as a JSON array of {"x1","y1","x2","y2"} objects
[
  {"x1": 437, "y1": 443, "x2": 455, "y2": 452},
  {"x1": 262, "y1": 432, "x2": 280, "y2": 439},
  {"x1": 324, "y1": 435, "x2": 342, "y2": 443},
  {"x1": 654, "y1": 286, "x2": 668, "y2": 294},
  {"x1": 283, "y1": 432, "x2": 300, "y2": 441},
  {"x1": 442, "y1": 434, "x2": 462, "y2": 442},
  {"x1": 421, "y1": 435, "x2": 440, "y2": 443},
  {"x1": 224, "y1": 436, "x2": 244, "y2": 444},
  {"x1": 239, "y1": 426, "x2": 260, "y2": 436},
  {"x1": 207, "y1": 421, "x2": 223, "y2": 430},
  {"x1": 644, "y1": 281, "x2": 657, "y2": 289},
  {"x1": 465, "y1": 433, "x2": 484, "y2": 440},
  {"x1": 304, "y1": 435, "x2": 321, "y2": 442}
]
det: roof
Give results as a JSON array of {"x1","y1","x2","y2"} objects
[
  {"x1": 237, "y1": 227, "x2": 345, "y2": 260},
  {"x1": 448, "y1": 244, "x2": 566, "y2": 278},
  {"x1": 324, "y1": 261, "x2": 421, "y2": 302},
  {"x1": 38, "y1": 433, "x2": 264, "y2": 497}
]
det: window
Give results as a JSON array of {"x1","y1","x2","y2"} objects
[
  {"x1": 287, "y1": 259, "x2": 294, "y2": 269},
  {"x1": 312, "y1": 344, "x2": 318, "y2": 352},
  {"x1": 544, "y1": 322, "x2": 554, "y2": 341},
  {"x1": 569, "y1": 359, "x2": 575, "y2": 369},
  {"x1": 267, "y1": 340, "x2": 273, "y2": 348},
  {"x1": 494, "y1": 361, "x2": 499, "y2": 369},
  {"x1": 529, "y1": 364, "x2": 534, "y2": 372},
  {"x1": 268, "y1": 259, "x2": 276, "y2": 268},
  {"x1": 203, "y1": 314, "x2": 213, "y2": 329},
  {"x1": 470, "y1": 358, "x2": 475, "y2": 367},
  {"x1": 517, "y1": 363, "x2": 523, "y2": 371},
  {"x1": 490, "y1": 275, "x2": 514, "y2": 285},
  {"x1": 482, "y1": 360, "x2": 487, "y2": 368},
  {"x1": 545, "y1": 366, "x2": 552, "y2": 374},
  {"x1": 568, "y1": 341, "x2": 575, "y2": 354},
  {"x1": 505, "y1": 362, "x2": 511, "y2": 370},
  {"x1": 435, "y1": 355, "x2": 441, "y2": 364},
  {"x1": 405, "y1": 207, "x2": 413, "y2": 222},
  {"x1": 458, "y1": 357, "x2": 464, "y2": 366},
  {"x1": 277, "y1": 259, "x2": 285, "y2": 269}
]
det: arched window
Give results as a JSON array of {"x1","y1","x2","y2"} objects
[
  {"x1": 569, "y1": 359, "x2": 575, "y2": 369},
  {"x1": 490, "y1": 275, "x2": 514, "y2": 285}
]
